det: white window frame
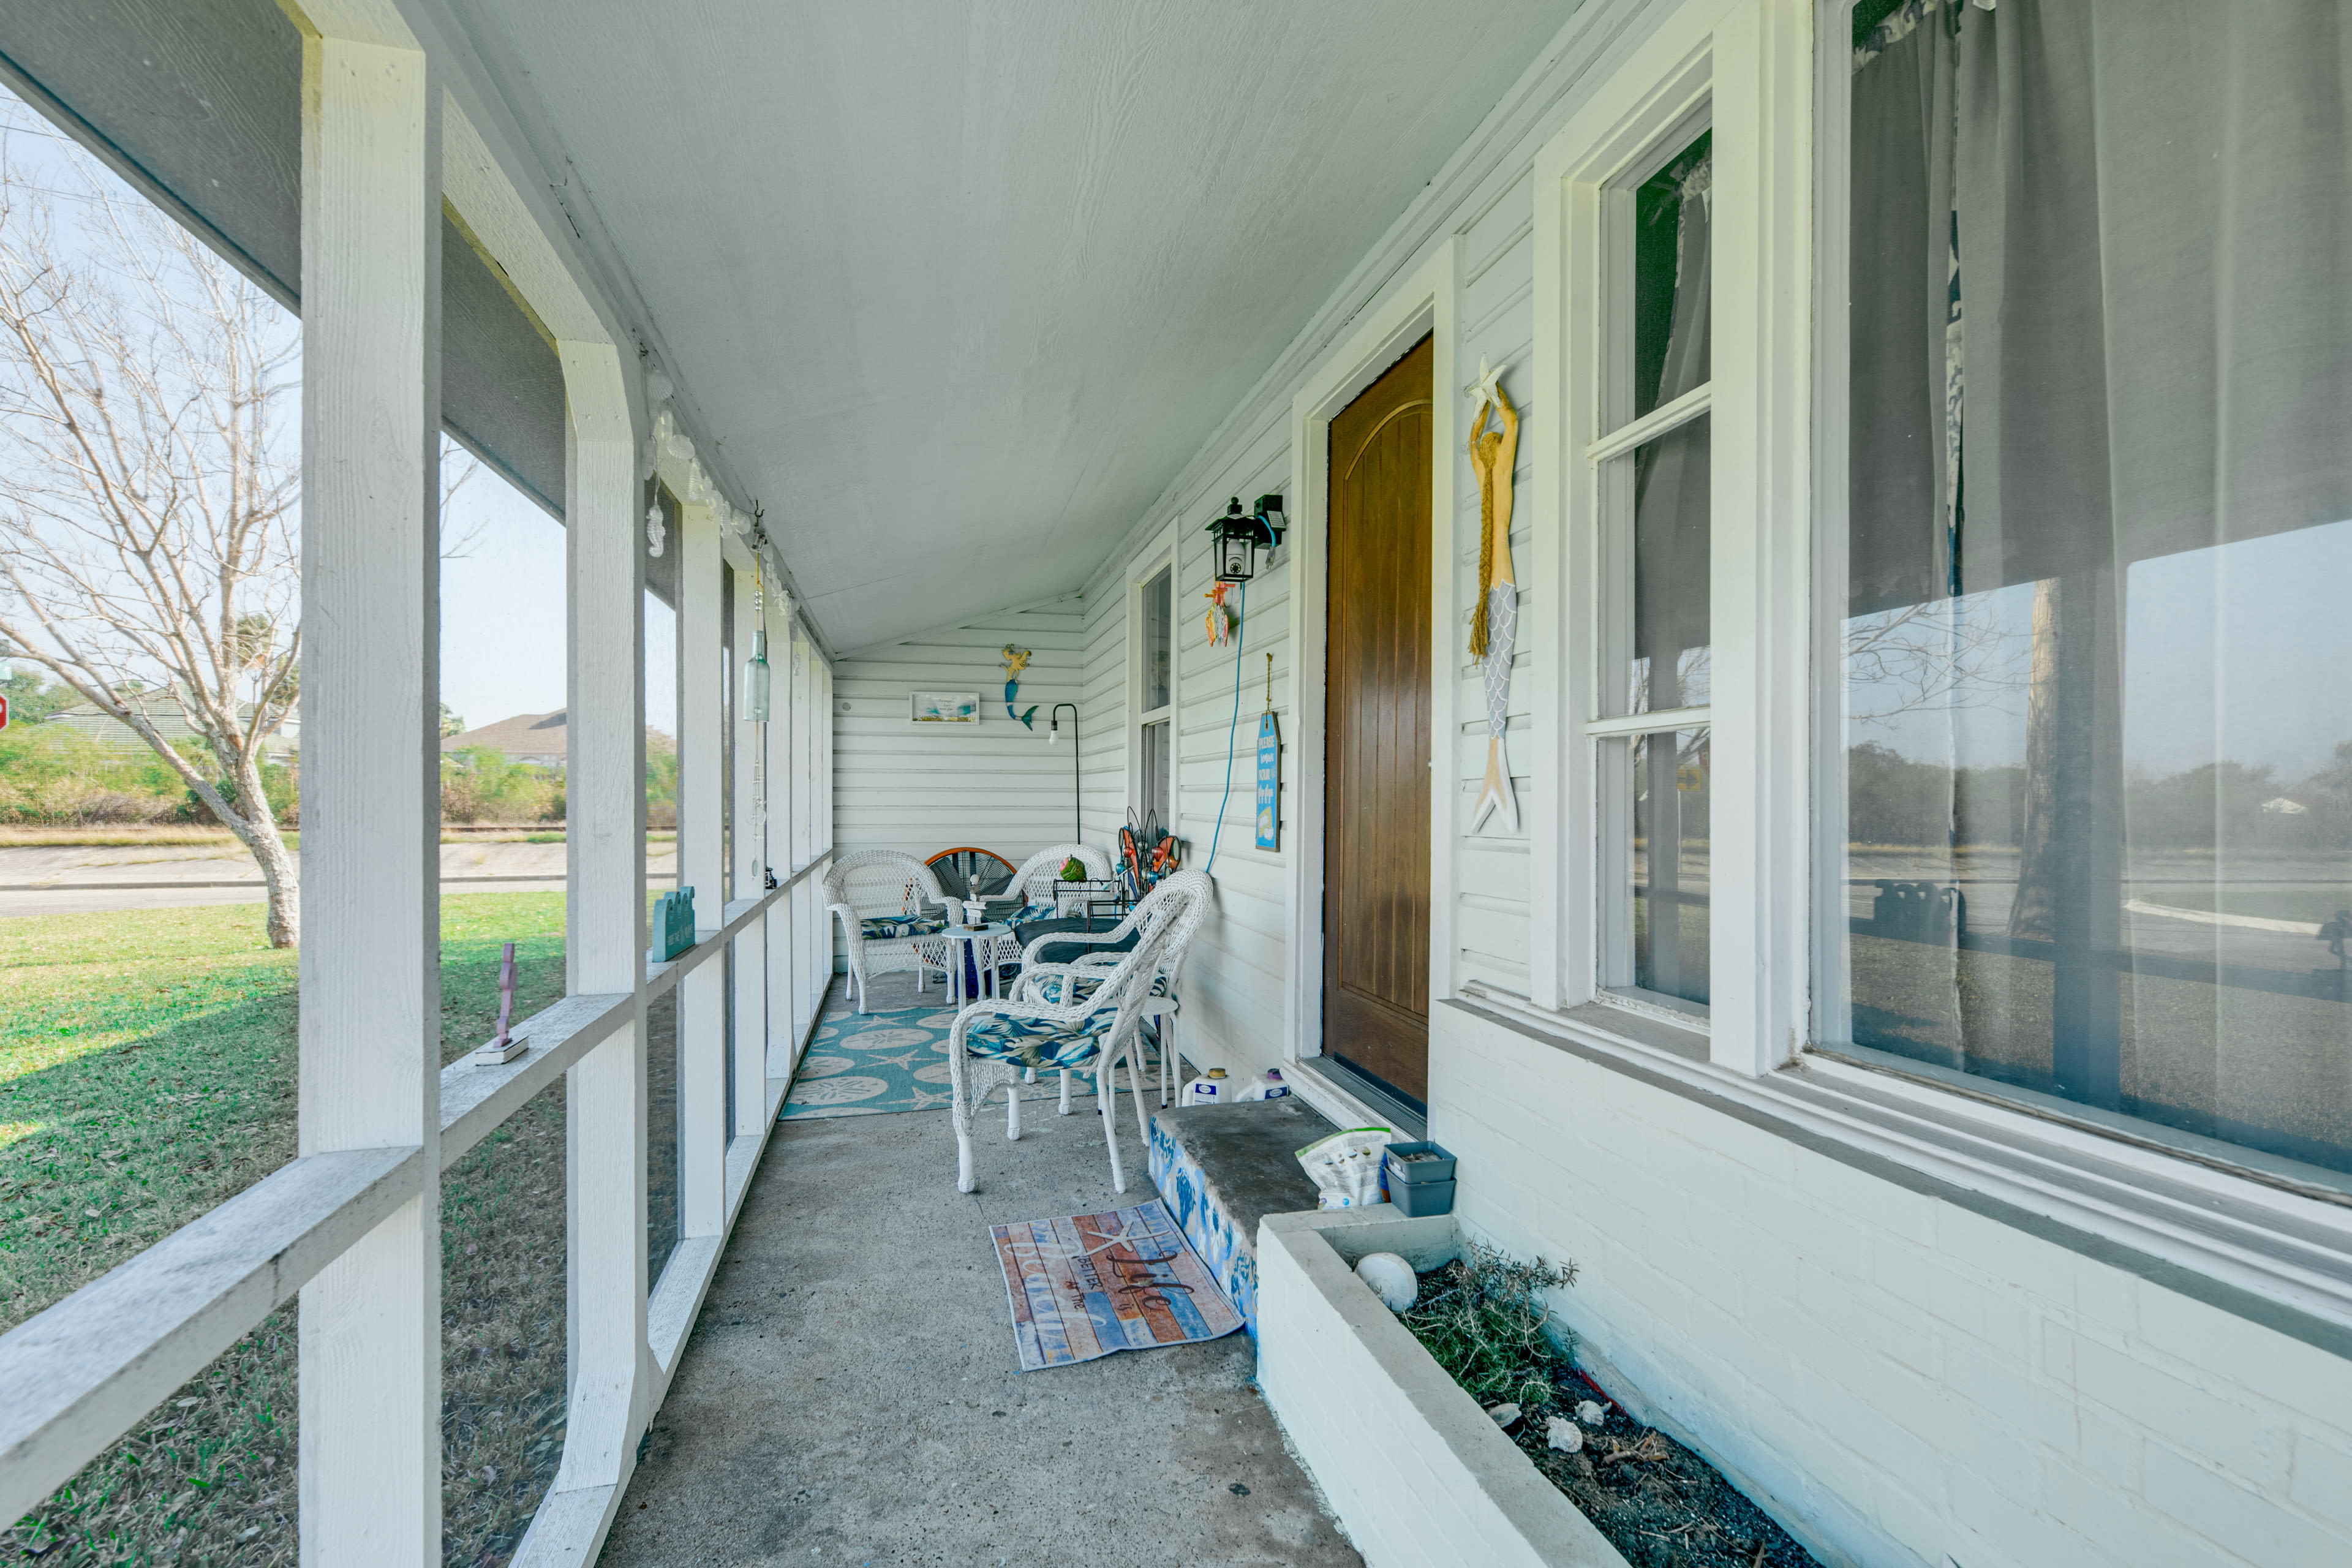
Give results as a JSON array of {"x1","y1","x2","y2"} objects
[
  {"x1": 1125, "y1": 523, "x2": 1180, "y2": 831},
  {"x1": 1583, "y1": 96, "x2": 1717, "y2": 1020},
  {"x1": 1471, "y1": 0, "x2": 2352, "y2": 1344},
  {"x1": 1528, "y1": 0, "x2": 1811, "y2": 1073}
]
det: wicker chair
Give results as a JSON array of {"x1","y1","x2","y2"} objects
[
  {"x1": 1024, "y1": 865, "x2": 1208, "y2": 1108},
  {"x1": 822, "y1": 850, "x2": 951, "y2": 1014},
  {"x1": 948, "y1": 870, "x2": 1212, "y2": 1193},
  {"x1": 914, "y1": 842, "x2": 1112, "y2": 995}
]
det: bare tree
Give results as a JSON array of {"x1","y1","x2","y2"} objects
[
  {"x1": 1842, "y1": 595, "x2": 2030, "y2": 728},
  {"x1": 0, "y1": 153, "x2": 305, "y2": 939}
]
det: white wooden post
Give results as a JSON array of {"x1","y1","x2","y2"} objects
[
  {"x1": 791, "y1": 627, "x2": 820, "y2": 1037},
  {"x1": 730, "y1": 562, "x2": 767, "y2": 1137},
  {"x1": 292, "y1": 12, "x2": 440, "y2": 1561},
  {"x1": 818, "y1": 659, "x2": 834, "y2": 854},
  {"x1": 552, "y1": 340, "x2": 648, "y2": 1510},
  {"x1": 765, "y1": 598, "x2": 797, "y2": 1080},
  {"x1": 677, "y1": 505, "x2": 725, "y2": 1239}
]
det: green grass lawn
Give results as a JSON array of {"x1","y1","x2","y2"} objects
[{"x1": 3, "y1": 894, "x2": 573, "y2": 1566}]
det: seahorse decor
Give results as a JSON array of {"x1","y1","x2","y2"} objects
[
  {"x1": 1467, "y1": 358, "x2": 1520, "y2": 834},
  {"x1": 1001, "y1": 644, "x2": 1037, "y2": 728}
]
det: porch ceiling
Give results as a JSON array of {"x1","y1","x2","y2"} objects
[{"x1": 469, "y1": 0, "x2": 1579, "y2": 648}]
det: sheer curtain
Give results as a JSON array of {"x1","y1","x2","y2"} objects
[{"x1": 1844, "y1": 0, "x2": 2352, "y2": 1166}]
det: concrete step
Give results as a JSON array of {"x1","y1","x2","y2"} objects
[{"x1": 1148, "y1": 1096, "x2": 1333, "y2": 1336}]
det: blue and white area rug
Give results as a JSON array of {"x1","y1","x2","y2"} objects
[{"x1": 781, "y1": 1003, "x2": 1174, "y2": 1121}]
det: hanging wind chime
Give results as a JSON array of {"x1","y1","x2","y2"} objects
[{"x1": 1468, "y1": 357, "x2": 1520, "y2": 834}]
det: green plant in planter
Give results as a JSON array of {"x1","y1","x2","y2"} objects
[{"x1": 1400, "y1": 1242, "x2": 1577, "y2": 1412}]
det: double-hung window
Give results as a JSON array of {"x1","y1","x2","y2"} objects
[
  {"x1": 1135, "y1": 562, "x2": 1174, "y2": 835},
  {"x1": 1586, "y1": 126, "x2": 1715, "y2": 1019}
]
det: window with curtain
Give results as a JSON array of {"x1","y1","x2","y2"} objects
[
  {"x1": 1591, "y1": 126, "x2": 1714, "y2": 1016},
  {"x1": 1137, "y1": 564, "x2": 1174, "y2": 834},
  {"x1": 1831, "y1": 0, "x2": 2352, "y2": 1173}
]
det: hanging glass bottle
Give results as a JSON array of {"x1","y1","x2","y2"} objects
[{"x1": 745, "y1": 629, "x2": 772, "y2": 721}]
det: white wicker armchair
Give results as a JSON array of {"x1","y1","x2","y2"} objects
[
  {"x1": 1021, "y1": 863, "x2": 1211, "y2": 1107},
  {"x1": 822, "y1": 850, "x2": 951, "y2": 1013},
  {"x1": 991, "y1": 842, "x2": 1115, "y2": 922},
  {"x1": 914, "y1": 842, "x2": 1112, "y2": 993},
  {"x1": 947, "y1": 870, "x2": 1212, "y2": 1193}
]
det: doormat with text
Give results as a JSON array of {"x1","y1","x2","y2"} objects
[{"x1": 989, "y1": 1199, "x2": 1243, "y2": 1370}]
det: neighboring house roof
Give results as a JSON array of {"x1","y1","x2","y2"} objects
[
  {"x1": 442, "y1": 710, "x2": 568, "y2": 766},
  {"x1": 45, "y1": 701, "x2": 298, "y2": 760}
]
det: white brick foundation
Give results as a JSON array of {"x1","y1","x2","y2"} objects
[{"x1": 1430, "y1": 1001, "x2": 2352, "y2": 1568}]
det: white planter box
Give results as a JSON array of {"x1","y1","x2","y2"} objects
[{"x1": 1256, "y1": 1208, "x2": 1629, "y2": 1568}]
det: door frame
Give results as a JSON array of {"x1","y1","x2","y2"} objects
[{"x1": 1282, "y1": 238, "x2": 1458, "y2": 1067}]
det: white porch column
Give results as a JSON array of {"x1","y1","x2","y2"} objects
[
  {"x1": 731, "y1": 564, "x2": 769, "y2": 1136},
  {"x1": 764, "y1": 603, "x2": 797, "y2": 1078},
  {"x1": 790, "y1": 627, "x2": 820, "y2": 1039},
  {"x1": 554, "y1": 341, "x2": 648, "y2": 1502},
  {"x1": 677, "y1": 505, "x2": 726, "y2": 1238},
  {"x1": 292, "y1": 10, "x2": 440, "y2": 1561}
]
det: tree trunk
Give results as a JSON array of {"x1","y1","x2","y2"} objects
[
  {"x1": 225, "y1": 752, "x2": 300, "y2": 948},
  {"x1": 2007, "y1": 570, "x2": 2124, "y2": 1108},
  {"x1": 2010, "y1": 579, "x2": 2063, "y2": 941}
]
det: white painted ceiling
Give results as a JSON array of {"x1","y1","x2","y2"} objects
[{"x1": 469, "y1": 0, "x2": 1581, "y2": 650}]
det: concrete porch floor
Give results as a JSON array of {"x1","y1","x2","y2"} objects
[{"x1": 597, "y1": 978, "x2": 1363, "y2": 1567}]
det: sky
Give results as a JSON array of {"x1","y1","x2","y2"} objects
[
  {"x1": 435, "y1": 478, "x2": 574, "y2": 734},
  {"x1": 1847, "y1": 519, "x2": 2352, "y2": 782},
  {"x1": 0, "y1": 86, "x2": 592, "y2": 742}
]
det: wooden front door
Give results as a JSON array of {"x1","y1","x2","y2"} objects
[{"x1": 1322, "y1": 334, "x2": 1433, "y2": 1103}]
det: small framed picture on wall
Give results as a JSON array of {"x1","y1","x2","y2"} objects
[{"x1": 909, "y1": 691, "x2": 981, "y2": 725}]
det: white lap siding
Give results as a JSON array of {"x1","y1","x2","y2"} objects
[
  {"x1": 1450, "y1": 166, "x2": 1540, "y2": 1001},
  {"x1": 831, "y1": 594, "x2": 1084, "y2": 866}
]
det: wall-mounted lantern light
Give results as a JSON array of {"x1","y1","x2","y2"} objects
[{"x1": 1204, "y1": 494, "x2": 1286, "y2": 583}]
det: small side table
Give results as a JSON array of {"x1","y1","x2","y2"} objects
[{"x1": 934, "y1": 922, "x2": 1012, "y2": 1008}]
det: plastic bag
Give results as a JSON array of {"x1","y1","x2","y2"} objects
[{"x1": 1296, "y1": 1126, "x2": 1393, "y2": 1209}]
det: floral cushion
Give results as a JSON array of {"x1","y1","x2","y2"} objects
[
  {"x1": 961, "y1": 1007, "x2": 1117, "y2": 1070},
  {"x1": 860, "y1": 913, "x2": 949, "y2": 940}
]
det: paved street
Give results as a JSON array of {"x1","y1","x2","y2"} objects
[{"x1": 0, "y1": 839, "x2": 675, "y2": 916}]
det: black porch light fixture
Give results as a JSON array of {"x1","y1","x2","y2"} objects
[{"x1": 1204, "y1": 494, "x2": 1286, "y2": 584}]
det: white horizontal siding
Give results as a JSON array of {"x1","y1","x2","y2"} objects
[
  {"x1": 832, "y1": 595, "x2": 1084, "y2": 867},
  {"x1": 1448, "y1": 162, "x2": 1540, "y2": 1000},
  {"x1": 1068, "y1": 129, "x2": 1570, "y2": 1077}
]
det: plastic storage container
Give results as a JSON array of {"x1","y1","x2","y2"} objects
[
  {"x1": 1382, "y1": 1140, "x2": 1457, "y2": 1184},
  {"x1": 1389, "y1": 1177, "x2": 1455, "y2": 1216},
  {"x1": 1382, "y1": 1140, "x2": 1457, "y2": 1215}
]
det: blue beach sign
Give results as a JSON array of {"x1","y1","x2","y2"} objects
[{"x1": 1255, "y1": 713, "x2": 1280, "y2": 850}]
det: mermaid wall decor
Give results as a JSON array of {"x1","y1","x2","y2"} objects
[
  {"x1": 1001, "y1": 644, "x2": 1037, "y2": 728},
  {"x1": 1467, "y1": 356, "x2": 1520, "y2": 834}
]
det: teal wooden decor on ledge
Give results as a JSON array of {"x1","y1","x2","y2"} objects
[{"x1": 654, "y1": 887, "x2": 697, "y2": 962}]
